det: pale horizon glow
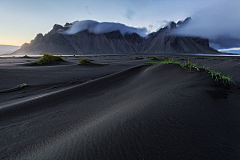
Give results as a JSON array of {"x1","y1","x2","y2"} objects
[{"x1": 0, "y1": 44, "x2": 21, "y2": 47}]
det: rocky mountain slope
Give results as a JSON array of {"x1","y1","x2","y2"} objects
[{"x1": 14, "y1": 18, "x2": 218, "y2": 55}]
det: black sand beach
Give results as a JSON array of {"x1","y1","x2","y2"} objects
[{"x1": 0, "y1": 55, "x2": 240, "y2": 159}]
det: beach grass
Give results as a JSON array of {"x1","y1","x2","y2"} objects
[
  {"x1": 78, "y1": 58, "x2": 93, "y2": 65},
  {"x1": 134, "y1": 56, "x2": 143, "y2": 60},
  {"x1": 21, "y1": 55, "x2": 31, "y2": 58},
  {"x1": 19, "y1": 83, "x2": 28, "y2": 88},
  {"x1": 161, "y1": 56, "x2": 168, "y2": 60},
  {"x1": 147, "y1": 59, "x2": 235, "y2": 85},
  {"x1": 36, "y1": 54, "x2": 64, "y2": 65}
]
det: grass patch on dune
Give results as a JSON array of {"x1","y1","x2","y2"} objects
[
  {"x1": 21, "y1": 55, "x2": 31, "y2": 58},
  {"x1": 36, "y1": 54, "x2": 64, "y2": 65},
  {"x1": 78, "y1": 58, "x2": 94, "y2": 65},
  {"x1": 147, "y1": 59, "x2": 235, "y2": 85},
  {"x1": 19, "y1": 83, "x2": 28, "y2": 89},
  {"x1": 134, "y1": 56, "x2": 143, "y2": 60},
  {"x1": 160, "y1": 56, "x2": 168, "y2": 60}
]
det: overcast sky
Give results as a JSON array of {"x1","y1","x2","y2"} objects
[{"x1": 0, "y1": 0, "x2": 238, "y2": 52}]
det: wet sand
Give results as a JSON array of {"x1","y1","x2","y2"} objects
[{"x1": 0, "y1": 55, "x2": 240, "y2": 159}]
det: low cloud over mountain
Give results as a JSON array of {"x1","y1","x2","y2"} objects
[
  {"x1": 172, "y1": 0, "x2": 240, "y2": 50},
  {"x1": 58, "y1": 20, "x2": 148, "y2": 37}
]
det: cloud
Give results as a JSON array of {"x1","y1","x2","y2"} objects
[
  {"x1": 218, "y1": 47, "x2": 240, "y2": 54},
  {"x1": 59, "y1": 20, "x2": 148, "y2": 37},
  {"x1": 148, "y1": 25, "x2": 153, "y2": 30},
  {"x1": 125, "y1": 9, "x2": 135, "y2": 20},
  {"x1": 85, "y1": 6, "x2": 92, "y2": 15},
  {"x1": 172, "y1": 0, "x2": 240, "y2": 49},
  {"x1": 219, "y1": 47, "x2": 240, "y2": 52},
  {"x1": 147, "y1": 20, "x2": 170, "y2": 33}
]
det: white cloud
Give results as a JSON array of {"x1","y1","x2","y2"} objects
[
  {"x1": 59, "y1": 20, "x2": 148, "y2": 37},
  {"x1": 173, "y1": 0, "x2": 240, "y2": 49},
  {"x1": 219, "y1": 47, "x2": 240, "y2": 53}
]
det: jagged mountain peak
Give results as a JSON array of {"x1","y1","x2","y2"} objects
[{"x1": 14, "y1": 18, "x2": 217, "y2": 55}]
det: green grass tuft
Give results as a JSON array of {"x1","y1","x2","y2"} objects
[
  {"x1": 78, "y1": 58, "x2": 93, "y2": 65},
  {"x1": 146, "y1": 61, "x2": 162, "y2": 65},
  {"x1": 36, "y1": 54, "x2": 63, "y2": 65},
  {"x1": 19, "y1": 83, "x2": 28, "y2": 88},
  {"x1": 22, "y1": 55, "x2": 31, "y2": 58},
  {"x1": 134, "y1": 56, "x2": 143, "y2": 60},
  {"x1": 179, "y1": 61, "x2": 200, "y2": 72},
  {"x1": 161, "y1": 56, "x2": 168, "y2": 60},
  {"x1": 161, "y1": 59, "x2": 181, "y2": 65},
  {"x1": 147, "y1": 59, "x2": 235, "y2": 85}
]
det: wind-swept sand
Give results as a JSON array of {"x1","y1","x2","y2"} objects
[{"x1": 0, "y1": 55, "x2": 240, "y2": 159}]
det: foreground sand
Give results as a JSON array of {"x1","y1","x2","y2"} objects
[{"x1": 0, "y1": 55, "x2": 240, "y2": 159}]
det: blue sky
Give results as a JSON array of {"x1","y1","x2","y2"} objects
[{"x1": 0, "y1": 0, "x2": 238, "y2": 52}]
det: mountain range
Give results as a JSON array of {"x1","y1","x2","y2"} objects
[{"x1": 14, "y1": 18, "x2": 218, "y2": 55}]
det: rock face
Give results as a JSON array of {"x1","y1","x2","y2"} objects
[
  {"x1": 141, "y1": 28, "x2": 216, "y2": 53},
  {"x1": 15, "y1": 18, "x2": 218, "y2": 55}
]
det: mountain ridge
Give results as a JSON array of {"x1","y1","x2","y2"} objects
[{"x1": 14, "y1": 18, "x2": 218, "y2": 55}]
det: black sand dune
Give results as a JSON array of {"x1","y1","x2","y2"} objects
[
  {"x1": 1, "y1": 57, "x2": 240, "y2": 159},
  {"x1": 0, "y1": 56, "x2": 151, "y2": 104}
]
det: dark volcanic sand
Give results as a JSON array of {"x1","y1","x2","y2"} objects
[{"x1": 0, "y1": 55, "x2": 240, "y2": 159}]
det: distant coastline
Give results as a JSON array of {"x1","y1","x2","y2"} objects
[{"x1": 0, "y1": 45, "x2": 20, "y2": 55}]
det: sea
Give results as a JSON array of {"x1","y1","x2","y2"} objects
[{"x1": 0, "y1": 45, "x2": 20, "y2": 55}]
